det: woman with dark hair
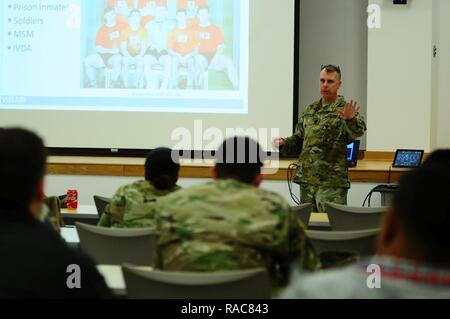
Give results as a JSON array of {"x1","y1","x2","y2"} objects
[{"x1": 98, "y1": 147, "x2": 181, "y2": 227}]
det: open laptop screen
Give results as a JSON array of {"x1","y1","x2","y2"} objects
[
  {"x1": 392, "y1": 149, "x2": 424, "y2": 168},
  {"x1": 347, "y1": 140, "x2": 360, "y2": 167}
]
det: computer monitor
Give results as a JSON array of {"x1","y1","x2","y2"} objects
[
  {"x1": 392, "y1": 149, "x2": 424, "y2": 168},
  {"x1": 347, "y1": 140, "x2": 360, "y2": 167}
]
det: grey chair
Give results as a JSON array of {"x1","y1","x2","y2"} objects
[
  {"x1": 122, "y1": 265, "x2": 271, "y2": 299},
  {"x1": 325, "y1": 202, "x2": 385, "y2": 231},
  {"x1": 306, "y1": 228, "x2": 380, "y2": 258},
  {"x1": 291, "y1": 203, "x2": 313, "y2": 226},
  {"x1": 76, "y1": 222, "x2": 157, "y2": 265},
  {"x1": 93, "y1": 195, "x2": 112, "y2": 217}
]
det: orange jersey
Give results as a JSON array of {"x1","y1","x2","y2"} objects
[
  {"x1": 187, "y1": 17, "x2": 200, "y2": 28},
  {"x1": 108, "y1": 0, "x2": 134, "y2": 9},
  {"x1": 177, "y1": 0, "x2": 207, "y2": 9},
  {"x1": 96, "y1": 24, "x2": 126, "y2": 49},
  {"x1": 195, "y1": 24, "x2": 224, "y2": 54},
  {"x1": 140, "y1": 15, "x2": 155, "y2": 27},
  {"x1": 168, "y1": 27, "x2": 199, "y2": 56},
  {"x1": 121, "y1": 26, "x2": 148, "y2": 56}
]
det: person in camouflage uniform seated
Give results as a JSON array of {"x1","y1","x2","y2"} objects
[
  {"x1": 148, "y1": 137, "x2": 320, "y2": 288},
  {"x1": 274, "y1": 65, "x2": 367, "y2": 212},
  {"x1": 98, "y1": 147, "x2": 181, "y2": 228}
]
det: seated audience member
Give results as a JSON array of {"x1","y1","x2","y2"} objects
[
  {"x1": 143, "y1": 5, "x2": 174, "y2": 90},
  {"x1": 98, "y1": 147, "x2": 181, "y2": 228},
  {"x1": 120, "y1": 9, "x2": 148, "y2": 88},
  {"x1": 422, "y1": 149, "x2": 450, "y2": 167},
  {"x1": 0, "y1": 128, "x2": 111, "y2": 298},
  {"x1": 168, "y1": 9, "x2": 199, "y2": 89},
  {"x1": 281, "y1": 156, "x2": 450, "y2": 298},
  {"x1": 150, "y1": 137, "x2": 320, "y2": 288},
  {"x1": 194, "y1": 6, "x2": 239, "y2": 90},
  {"x1": 84, "y1": 9, "x2": 124, "y2": 88}
]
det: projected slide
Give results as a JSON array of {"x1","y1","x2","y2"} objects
[{"x1": 0, "y1": 0, "x2": 248, "y2": 113}]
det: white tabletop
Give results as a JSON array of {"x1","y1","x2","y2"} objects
[
  {"x1": 96, "y1": 265, "x2": 153, "y2": 296},
  {"x1": 60, "y1": 226, "x2": 79, "y2": 243},
  {"x1": 97, "y1": 265, "x2": 126, "y2": 292}
]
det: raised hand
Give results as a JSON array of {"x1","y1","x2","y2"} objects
[
  {"x1": 338, "y1": 100, "x2": 360, "y2": 120},
  {"x1": 273, "y1": 138, "x2": 285, "y2": 149}
]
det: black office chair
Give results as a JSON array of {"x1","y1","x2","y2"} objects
[{"x1": 93, "y1": 195, "x2": 112, "y2": 217}]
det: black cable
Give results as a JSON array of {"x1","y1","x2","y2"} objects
[
  {"x1": 387, "y1": 165, "x2": 392, "y2": 184},
  {"x1": 363, "y1": 185, "x2": 384, "y2": 207},
  {"x1": 287, "y1": 163, "x2": 300, "y2": 205}
]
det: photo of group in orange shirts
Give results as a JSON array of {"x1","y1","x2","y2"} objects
[{"x1": 82, "y1": 0, "x2": 241, "y2": 91}]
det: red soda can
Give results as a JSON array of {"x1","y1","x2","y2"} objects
[{"x1": 67, "y1": 190, "x2": 78, "y2": 209}]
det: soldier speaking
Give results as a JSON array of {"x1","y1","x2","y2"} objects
[{"x1": 274, "y1": 65, "x2": 367, "y2": 212}]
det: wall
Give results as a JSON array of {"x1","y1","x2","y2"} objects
[
  {"x1": 299, "y1": 0, "x2": 368, "y2": 147},
  {"x1": 45, "y1": 0, "x2": 450, "y2": 208},
  {"x1": 367, "y1": 0, "x2": 434, "y2": 151},
  {"x1": 45, "y1": 174, "x2": 382, "y2": 208},
  {"x1": 435, "y1": 0, "x2": 450, "y2": 148}
]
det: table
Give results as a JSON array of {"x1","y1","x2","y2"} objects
[
  {"x1": 61, "y1": 205, "x2": 99, "y2": 225},
  {"x1": 308, "y1": 212, "x2": 330, "y2": 230},
  {"x1": 96, "y1": 265, "x2": 153, "y2": 296}
]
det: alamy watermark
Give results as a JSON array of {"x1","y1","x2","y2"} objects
[
  {"x1": 366, "y1": 264, "x2": 381, "y2": 289},
  {"x1": 367, "y1": 4, "x2": 381, "y2": 29},
  {"x1": 66, "y1": 264, "x2": 81, "y2": 289},
  {"x1": 170, "y1": 120, "x2": 280, "y2": 174}
]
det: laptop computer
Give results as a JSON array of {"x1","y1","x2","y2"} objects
[
  {"x1": 392, "y1": 149, "x2": 424, "y2": 168},
  {"x1": 347, "y1": 140, "x2": 360, "y2": 167}
]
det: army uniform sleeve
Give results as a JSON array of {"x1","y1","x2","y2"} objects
[
  {"x1": 97, "y1": 203, "x2": 112, "y2": 227},
  {"x1": 97, "y1": 188, "x2": 126, "y2": 227},
  {"x1": 121, "y1": 201, "x2": 159, "y2": 228},
  {"x1": 280, "y1": 116, "x2": 304, "y2": 156},
  {"x1": 344, "y1": 112, "x2": 367, "y2": 141}
]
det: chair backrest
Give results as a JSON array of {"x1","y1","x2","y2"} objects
[
  {"x1": 122, "y1": 265, "x2": 271, "y2": 299},
  {"x1": 325, "y1": 202, "x2": 385, "y2": 231},
  {"x1": 93, "y1": 195, "x2": 112, "y2": 217},
  {"x1": 76, "y1": 222, "x2": 157, "y2": 265},
  {"x1": 306, "y1": 228, "x2": 380, "y2": 257},
  {"x1": 291, "y1": 203, "x2": 313, "y2": 226}
]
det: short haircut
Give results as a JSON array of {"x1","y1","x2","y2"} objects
[
  {"x1": 321, "y1": 64, "x2": 341, "y2": 80},
  {"x1": 129, "y1": 9, "x2": 141, "y2": 17},
  {"x1": 145, "y1": 147, "x2": 180, "y2": 190},
  {"x1": 392, "y1": 162, "x2": 450, "y2": 265},
  {"x1": 0, "y1": 128, "x2": 47, "y2": 209},
  {"x1": 215, "y1": 136, "x2": 264, "y2": 184},
  {"x1": 422, "y1": 149, "x2": 450, "y2": 168}
]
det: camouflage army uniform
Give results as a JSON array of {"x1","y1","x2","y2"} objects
[
  {"x1": 151, "y1": 179, "x2": 321, "y2": 288},
  {"x1": 97, "y1": 180, "x2": 181, "y2": 228},
  {"x1": 281, "y1": 96, "x2": 366, "y2": 212}
]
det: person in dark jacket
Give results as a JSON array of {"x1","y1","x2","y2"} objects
[{"x1": 0, "y1": 128, "x2": 112, "y2": 298}]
